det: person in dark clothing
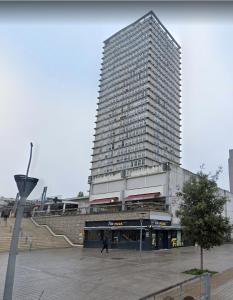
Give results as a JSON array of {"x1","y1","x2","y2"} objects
[
  {"x1": 101, "y1": 236, "x2": 109, "y2": 253},
  {"x1": 2, "y1": 209, "x2": 9, "y2": 226}
]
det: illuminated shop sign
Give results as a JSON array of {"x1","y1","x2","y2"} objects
[
  {"x1": 151, "y1": 220, "x2": 171, "y2": 226},
  {"x1": 108, "y1": 221, "x2": 125, "y2": 226}
]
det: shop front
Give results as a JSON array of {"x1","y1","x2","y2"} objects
[{"x1": 84, "y1": 219, "x2": 182, "y2": 251}]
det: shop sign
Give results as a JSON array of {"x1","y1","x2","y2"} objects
[
  {"x1": 151, "y1": 220, "x2": 171, "y2": 226},
  {"x1": 108, "y1": 221, "x2": 125, "y2": 226}
]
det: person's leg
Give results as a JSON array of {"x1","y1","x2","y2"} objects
[{"x1": 106, "y1": 245, "x2": 108, "y2": 253}]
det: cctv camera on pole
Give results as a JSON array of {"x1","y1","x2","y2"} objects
[{"x1": 3, "y1": 143, "x2": 39, "y2": 300}]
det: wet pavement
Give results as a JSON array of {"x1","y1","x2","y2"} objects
[{"x1": 1, "y1": 244, "x2": 233, "y2": 300}]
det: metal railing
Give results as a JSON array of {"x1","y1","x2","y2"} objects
[
  {"x1": 33, "y1": 205, "x2": 168, "y2": 217},
  {"x1": 139, "y1": 273, "x2": 211, "y2": 300}
]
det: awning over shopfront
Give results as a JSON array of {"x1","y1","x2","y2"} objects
[
  {"x1": 84, "y1": 225, "x2": 182, "y2": 231},
  {"x1": 126, "y1": 192, "x2": 160, "y2": 201},
  {"x1": 89, "y1": 197, "x2": 118, "y2": 204}
]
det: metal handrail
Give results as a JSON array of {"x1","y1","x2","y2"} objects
[{"x1": 139, "y1": 273, "x2": 210, "y2": 300}]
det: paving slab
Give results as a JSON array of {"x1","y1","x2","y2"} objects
[{"x1": 0, "y1": 244, "x2": 233, "y2": 300}]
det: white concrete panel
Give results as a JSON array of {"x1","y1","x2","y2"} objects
[
  {"x1": 146, "y1": 173, "x2": 166, "y2": 187},
  {"x1": 127, "y1": 177, "x2": 146, "y2": 189},
  {"x1": 92, "y1": 183, "x2": 108, "y2": 194},
  {"x1": 108, "y1": 180, "x2": 124, "y2": 192},
  {"x1": 125, "y1": 185, "x2": 164, "y2": 197}
]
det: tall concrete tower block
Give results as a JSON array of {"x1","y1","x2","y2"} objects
[
  {"x1": 91, "y1": 11, "x2": 181, "y2": 179},
  {"x1": 229, "y1": 149, "x2": 233, "y2": 193}
]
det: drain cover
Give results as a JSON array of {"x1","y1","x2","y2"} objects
[{"x1": 111, "y1": 257, "x2": 124, "y2": 260}]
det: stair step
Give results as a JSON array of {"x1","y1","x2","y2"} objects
[{"x1": 0, "y1": 218, "x2": 71, "y2": 252}]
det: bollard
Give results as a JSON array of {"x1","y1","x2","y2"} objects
[
  {"x1": 203, "y1": 273, "x2": 211, "y2": 300},
  {"x1": 179, "y1": 284, "x2": 183, "y2": 300}
]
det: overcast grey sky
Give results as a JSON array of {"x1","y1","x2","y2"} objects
[{"x1": 0, "y1": 2, "x2": 233, "y2": 199}]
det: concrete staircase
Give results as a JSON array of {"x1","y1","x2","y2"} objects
[{"x1": 0, "y1": 218, "x2": 71, "y2": 252}]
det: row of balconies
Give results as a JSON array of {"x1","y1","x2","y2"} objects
[
  {"x1": 148, "y1": 61, "x2": 181, "y2": 95},
  {"x1": 96, "y1": 96, "x2": 147, "y2": 121},
  {"x1": 92, "y1": 133, "x2": 180, "y2": 164},
  {"x1": 100, "y1": 55, "x2": 148, "y2": 82},
  {"x1": 99, "y1": 63, "x2": 148, "y2": 91},
  {"x1": 147, "y1": 36, "x2": 181, "y2": 73},
  {"x1": 145, "y1": 128, "x2": 181, "y2": 156},
  {"x1": 91, "y1": 150, "x2": 146, "y2": 165},
  {"x1": 97, "y1": 85, "x2": 147, "y2": 111},
  {"x1": 144, "y1": 120, "x2": 181, "y2": 149},
  {"x1": 94, "y1": 111, "x2": 147, "y2": 131},
  {"x1": 99, "y1": 70, "x2": 148, "y2": 96},
  {"x1": 100, "y1": 50, "x2": 149, "y2": 80},
  {"x1": 148, "y1": 46, "x2": 181, "y2": 78},
  {"x1": 94, "y1": 127, "x2": 146, "y2": 145},
  {"x1": 103, "y1": 18, "x2": 151, "y2": 52},
  {"x1": 101, "y1": 36, "x2": 150, "y2": 70},
  {"x1": 149, "y1": 16, "x2": 181, "y2": 53},
  {"x1": 103, "y1": 28, "x2": 150, "y2": 63},
  {"x1": 98, "y1": 85, "x2": 147, "y2": 114},
  {"x1": 92, "y1": 129, "x2": 180, "y2": 162},
  {"x1": 94, "y1": 109, "x2": 180, "y2": 148},
  {"x1": 97, "y1": 97, "x2": 147, "y2": 119},
  {"x1": 94, "y1": 111, "x2": 147, "y2": 136},
  {"x1": 147, "y1": 45, "x2": 181, "y2": 89},
  {"x1": 146, "y1": 114, "x2": 181, "y2": 143},
  {"x1": 147, "y1": 86, "x2": 181, "y2": 120},
  {"x1": 146, "y1": 100, "x2": 181, "y2": 129},
  {"x1": 92, "y1": 142, "x2": 145, "y2": 158},
  {"x1": 148, "y1": 21, "x2": 181, "y2": 59},
  {"x1": 148, "y1": 71, "x2": 181, "y2": 107},
  {"x1": 95, "y1": 98, "x2": 181, "y2": 138},
  {"x1": 94, "y1": 118, "x2": 146, "y2": 139},
  {"x1": 147, "y1": 81, "x2": 181, "y2": 115},
  {"x1": 148, "y1": 58, "x2": 180, "y2": 89},
  {"x1": 91, "y1": 147, "x2": 179, "y2": 173}
]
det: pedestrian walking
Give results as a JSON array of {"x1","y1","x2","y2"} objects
[
  {"x1": 2, "y1": 209, "x2": 9, "y2": 226},
  {"x1": 101, "y1": 236, "x2": 109, "y2": 254}
]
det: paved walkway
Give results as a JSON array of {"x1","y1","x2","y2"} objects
[
  {"x1": 212, "y1": 279, "x2": 233, "y2": 299},
  {"x1": 0, "y1": 244, "x2": 233, "y2": 299}
]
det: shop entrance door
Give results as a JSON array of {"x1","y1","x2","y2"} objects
[
  {"x1": 157, "y1": 230, "x2": 168, "y2": 249},
  {"x1": 111, "y1": 230, "x2": 119, "y2": 248}
]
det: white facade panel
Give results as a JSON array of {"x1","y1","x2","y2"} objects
[{"x1": 125, "y1": 185, "x2": 164, "y2": 197}]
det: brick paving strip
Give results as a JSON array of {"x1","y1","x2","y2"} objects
[
  {"x1": 211, "y1": 267, "x2": 233, "y2": 300},
  {"x1": 211, "y1": 267, "x2": 233, "y2": 289}
]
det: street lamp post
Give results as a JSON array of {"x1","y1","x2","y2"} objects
[
  {"x1": 139, "y1": 212, "x2": 147, "y2": 257},
  {"x1": 3, "y1": 143, "x2": 38, "y2": 300},
  {"x1": 139, "y1": 218, "x2": 143, "y2": 256}
]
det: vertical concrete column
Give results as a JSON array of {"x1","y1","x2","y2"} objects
[
  {"x1": 63, "y1": 203, "x2": 66, "y2": 213},
  {"x1": 228, "y1": 149, "x2": 233, "y2": 193},
  {"x1": 120, "y1": 190, "x2": 125, "y2": 211},
  {"x1": 121, "y1": 177, "x2": 127, "y2": 211}
]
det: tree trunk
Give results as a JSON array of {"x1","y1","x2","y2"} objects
[{"x1": 200, "y1": 246, "x2": 203, "y2": 270}]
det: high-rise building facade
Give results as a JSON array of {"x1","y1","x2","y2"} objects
[{"x1": 91, "y1": 11, "x2": 181, "y2": 179}]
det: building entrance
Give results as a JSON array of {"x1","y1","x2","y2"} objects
[
  {"x1": 111, "y1": 230, "x2": 119, "y2": 248},
  {"x1": 157, "y1": 230, "x2": 168, "y2": 249}
]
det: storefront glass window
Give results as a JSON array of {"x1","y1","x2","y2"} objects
[{"x1": 120, "y1": 230, "x2": 145, "y2": 242}]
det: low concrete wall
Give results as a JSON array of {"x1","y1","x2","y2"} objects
[{"x1": 34, "y1": 211, "x2": 151, "y2": 245}]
